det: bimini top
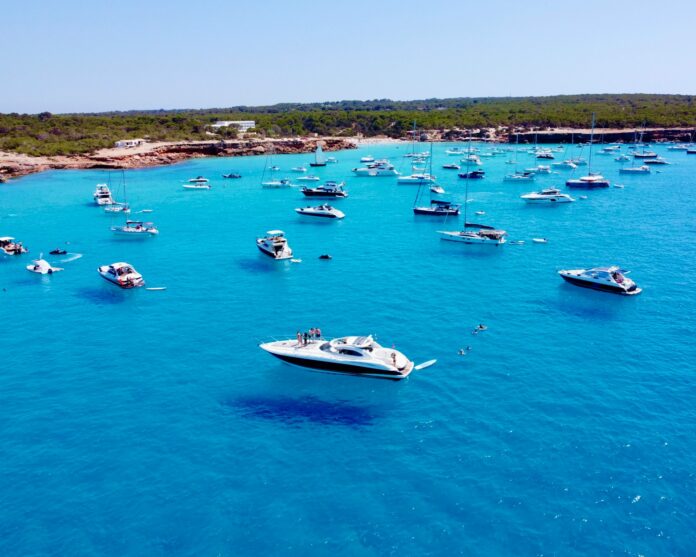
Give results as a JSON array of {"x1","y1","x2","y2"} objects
[
  {"x1": 266, "y1": 230, "x2": 285, "y2": 236},
  {"x1": 0, "y1": 236, "x2": 16, "y2": 242}
]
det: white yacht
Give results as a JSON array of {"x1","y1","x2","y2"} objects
[
  {"x1": 183, "y1": 177, "x2": 211, "y2": 190},
  {"x1": 360, "y1": 155, "x2": 375, "y2": 163},
  {"x1": 27, "y1": 258, "x2": 63, "y2": 274},
  {"x1": 0, "y1": 236, "x2": 28, "y2": 255},
  {"x1": 93, "y1": 184, "x2": 114, "y2": 205},
  {"x1": 296, "y1": 175, "x2": 321, "y2": 182},
  {"x1": 438, "y1": 225, "x2": 507, "y2": 245},
  {"x1": 569, "y1": 158, "x2": 587, "y2": 166},
  {"x1": 352, "y1": 160, "x2": 399, "y2": 176},
  {"x1": 619, "y1": 165, "x2": 650, "y2": 175},
  {"x1": 291, "y1": 166, "x2": 307, "y2": 173},
  {"x1": 445, "y1": 147, "x2": 468, "y2": 156},
  {"x1": 397, "y1": 173, "x2": 436, "y2": 184},
  {"x1": 301, "y1": 181, "x2": 348, "y2": 198},
  {"x1": 634, "y1": 150, "x2": 658, "y2": 159},
  {"x1": 256, "y1": 230, "x2": 293, "y2": 260},
  {"x1": 521, "y1": 188, "x2": 575, "y2": 203},
  {"x1": 615, "y1": 154, "x2": 631, "y2": 162},
  {"x1": 97, "y1": 262, "x2": 145, "y2": 289},
  {"x1": 552, "y1": 160, "x2": 577, "y2": 169},
  {"x1": 295, "y1": 204, "x2": 345, "y2": 219},
  {"x1": 111, "y1": 220, "x2": 159, "y2": 237},
  {"x1": 525, "y1": 165, "x2": 551, "y2": 174},
  {"x1": 104, "y1": 202, "x2": 130, "y2": 214},
  {"x1": 259, "y1": 334, "x2": 428, "y2": 379},
  {"x1": 326, "y1": 156, "x2": 338, "y2": 164},
  {"x1": 643, "y1": 157, "x2": 669, "y2": 165},
  {"x1": 536, "y1": 150, "x2": 555, "y2": 160},
  {"x1": 504, "y1": 171, "x2": 535, "y2": 182},
  {"x1": 558, "y1": 266, "x2": 641, "y2": 295},
  {"x1": 262, "y1": 178, "x2": 293, "y2": 189},
  {"x1": 566, "y1": 174, "x2": 610, "y2": 188},
  {"x1": 461, "y1": 154, "x2": 482, "y2": 165}
]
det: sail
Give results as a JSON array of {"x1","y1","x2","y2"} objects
[{"x1": 315, "y1": 145, "x2": 325, "y2": 164}]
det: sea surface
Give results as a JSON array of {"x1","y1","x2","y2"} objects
[{"x1": 1, "y1": 142, "x2": 695, "y2": 556}]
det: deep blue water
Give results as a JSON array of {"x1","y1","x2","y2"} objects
[{"x1": 1, "y1": 142, "x2": 695, "y2": 556}]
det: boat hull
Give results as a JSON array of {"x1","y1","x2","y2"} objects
[
  {"x1": 439, "y1": 231, "x2": 506, "y2": 245},
  {"x1": 565, "y1": 180, "x2": 610, "y2": 189},
  {"x1": 559, "y1": 273, "x2": 641, "y2": 295}
]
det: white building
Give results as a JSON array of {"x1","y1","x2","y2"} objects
[
  {"x1": 210, "y1": 120, "x2": 256, "y2": 132},
  {"x1": 115, "y1": 138, "x2": 146, "y2": 148}
]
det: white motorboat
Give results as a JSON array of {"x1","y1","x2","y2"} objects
[
  {"x1": 504, "y1": 171, "x2": 535, "y2": 182},
  {"x1": 256, "y1": 230, "x2": 293, "y2": 260},
  {"x1": 438, "y1": 226, "x2": 507, "y2": 245},
  {"x1": 634, "y1": 150, "x2": 658, "y2": 159},
  {"x1": 569, "y1": 158, "x2": 587, "y2": 166},
  {"x1": 291, "y1": 166, "x2": 307, "y2": 173},
  {"x1": 301, "y1": 181, "x2": 348, "y2": 198},
  {"x1": 352, "y1": 160, "x2": 399, "y2": 176},
  {"x1": 397, "y1": 173, "x2": 436, "y2": 184},
  {"x1": 104, "y1": 202, "x2": 130, "y2": 214},
  {"x1": 521, "y1": 188, "x2": 575, "y2": 203},
  {"x1": 667, "y1": 144, "x2": 690, "y2": 151},
  {"x1": 442, "y1": 163, "x2": 460, "y2": 170},
  {"x1": 558, "y1": 266, "x2": 641, "y2": 295},
  {"x1": 461, "y1": 154, "x2": 481, "y2": 165},
  {"x1": 183, "y1": 177, "x2": 211, "y2": 190},
  {"x1": 262, "y1": 178, "x2": 293, "y2": 189},
  {"x1": 296, "y1": 175, "x2": 321, "y2": 182},
  {"x1": 525, "y1": 165, "x2": 551, "y2": 174},
  {"x1": 430, "y1": 185, "x2": 445, "y2": 194},
  {"x1": 360, "y1": 155, "x2": 375, "y2": 163},
  {"x1": 0, "y1": 236, "x2": 28, "y2": 255},
  {"x1": 259, "y1": 334, "x2": 429, "y2": 379},
  {"x1": 445, "y1": 147, "x2": 468, "y2": 156},
  {"x1": 619, "y1": 165, "x2": 650, "y2": 175},
  {"x1": 643, "y1": 157, "x2": 669, "y2": 165},
  {"x1": 26, "y1": 258, "x2": 63, "y2": 274},
  {"x1": 615, "y1": 154, "x2": 631, "y2": 162},
  {"x1": 551, "y1": 160, "x2": 577, "y2": 170},
  {"x1": 536, "y1": 150, "x2": 555, "y2": 160},
  {"x1": 111, "y1": 220, "x2": 159, "y2": 237},
  {"x1": 326, "y1": 156, "x2": 338, "y2": 164},
  {"x1": 93, "y1": 184, "x2": 114, "y2": 205},
  {"x1": 295, "y1": 204, "x2": 345, "y2": 219},
  {"x1": 97, "y1": 262, "x2": 145, "y2": 289}
]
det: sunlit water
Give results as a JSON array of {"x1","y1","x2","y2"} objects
[{"x1": 1, "y1": 142, "x2": 695, "y2": 556}]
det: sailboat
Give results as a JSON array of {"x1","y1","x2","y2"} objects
[
  {"x1": 104, "y1": 172, "x2": 131, "y2": 213},
  {"x1": 566, "y1": 114, "x2": 610, "y2": 189},
  {"x1": 110, "y1": 171, "x2": 159, "y2": 237},
  {"x1": 620, "y1": 126, "x2": 651, "y2": 175},
  {"x1": 309, "y1": 144, "x2": 326, "y2": 167},
  {"x1": 504, "y1": 132, "x2": 534, "y2": 182},
  {"x1": 261, "y1": 144, "x2": 293, "y2": 188},
  {"x1": 413, "y1": 145, "x2": 460, "y2": 215},
  {"x1": 438, "y1": 134, "x2": 507, "y2": 245}
]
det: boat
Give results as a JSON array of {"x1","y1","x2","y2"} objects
[
  {"x1": 566, "y1": 114, "x2": 610, "y2": 189},
  {"x1": 222, "y1": 172, "x2": 242, "y2": 179},
  {"x1": 104, "y1": 202, "x2": 130, "y2": 214},
  {"x1": 49, "y1": 248, "x2": 67, "y2": 255},
  {"x1": 93, "y1": 184, "x2": 114, "y2": 205},
  {"x1": 619, "y1": 165, "x2": 650, "y2": 175},
  {"x1": 430, "y1": 185, "x2": 445, "y2": 194},
  {"x1": 445, "y1": 147, "x2": 468, "y2": 156},
  {"x1": 326, "y1": 156, "x2": 338, "y2": 164},
  {"x1": 291, "y1": 166, "x2": 307, "y2": 173},
  {"x1": 634, "y1": 150, "x2": 657, "y2": 159},
  {"x1": 261, "y1": 178, "x2": 293, "y2": 189},
  {"x1": 111, "y1": 220, "x2": 159, "y2": 237},
  {"x1": 532, "y1": 238, "x2": 548, "y2": 244},
  {"x1": 360, "y1": 155, "x2": 375, "y2": 163},
  {"x1": 0, "y1": 236, "x2": 28, "y2": 255},
  {"x1": 295, "y1": 204, "x2": 345, "y2": 219},
  {"x1": 297, "y1": 175, "x2": 321, "y2": 182},
  {"x1": 536, "y1": 151, "x2": 555, "y2": 160},
  {"x1": 270, "y1": 165, "x2": 280, "y2": 171},
  {"x1": 667, "y1": 144, "x2": 690, "y2": 151},
  {"x1": 525, "y1": 165, "x2": 551, "y2": 174},
  {"x1": 442, "y1": 163, "x2": 460, "y2": 170},
  {"x1": 688, "y1": 149, "x2": 696, "y2": 155},
  {"x1": 256, "y1": 230, "x2": 293, "y2": 260},
  {"x1": 26, "y1": 257, "x2": 63, "y2": 274},
  {"x1": 569, "y1": 157, "x2": 587, "y2": 166},
  {"x1": 183, "y1": 177, "x2": 211, "y2": 190},
  {"x1": 503, "y1": 171, "x2": 535, "y2": 182},
  {"x1": 558, "y1": 266, "x2": 641, "y2": 295},
  {"x1": 461, "y1": 154, "x2": 481, "y2": 165},
  {"x1": 614, "y1": 154, "x2": 631, "y2": 162},
  {"x1": 259, "y1": 334, "x2": 428, "y2": 380},
  {"x1": 301, "y1": 181, "x2": 348, "y2": 198},
  {"x1": 459, "y1": 170, "x2": 485, "y2": 179},
  {"x1": 352, "y1": 160, "x2": 399, "y2": 176},
  {"x1": 97, "y1": 262, "x2": 145, "y2": 289},
  {"x1": 520, "y1": 188, "x2": 575, "y2": 204},
  {"x1": 397, "y1": 173, "x2": 436, "y2": 185},
  {"x1": 552, "y1": 160, "x2": 577, "y2": 169},
  {"x1": 414, "y1": 196, "x2": 460, "y2": 216},
  {"x1": 309, "y1": 144, "x2": 326, "y2": 167},
  {"x1": 643, "y1": 157, "x2": 669, "y2": 165}
]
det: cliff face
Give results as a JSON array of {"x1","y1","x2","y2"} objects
[
  {"x1": 0, "y1": 138, "x2": 357, "y2": 181},
  {"x1": 506, "y1": 128, "x2": 694, "y2": 144}
]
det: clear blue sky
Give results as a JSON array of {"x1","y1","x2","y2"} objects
[{"x1": 3, "y1": 0, "x2": 695, "y2": 113}]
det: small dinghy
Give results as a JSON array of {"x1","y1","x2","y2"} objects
[
  {"x1": 319, "y1": 254, "x2": 332, "y2": 260},
  {"x1": 532, "y1": 238, "x2": 548, "y2": 243},
  {"x1": 27, "y1": 258, "x2": 63, "y2": 274},
  {"x1": 475, "y1": 210, "x2": 486, "y2": 216}
]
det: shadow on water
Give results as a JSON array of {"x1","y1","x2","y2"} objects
[
  {"x1": 235, "y1": 257, "x2": 290, "y2": 273},
  {"x1": 223, "y1": 395, "x2": 378, "y2": 427},
  {"x1": 539, "y1": 286, "x2": 627, "y2": 320},
  {"x1": 74, "y1": 286, "x2": 130, "y2": 305}
]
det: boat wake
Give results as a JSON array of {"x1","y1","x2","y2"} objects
[{"x1": 60, "y1": 253, "x2": 83, "y2": 263}]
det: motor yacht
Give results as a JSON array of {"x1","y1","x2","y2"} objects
[
  {"x1": 256, "y1": 230, "x2": 293, "y2": 260},
  {"x1": 111, "y1": 220, "x2": 159, "y2": 237},
  {"x1": 297, "y1": 175, "x2": 320, "y2": 182},
  {"x1": 558, "y1": 266, "x2": 641, "y2": 295},
  {"x1": 619, "y1": 165, "x2": 650, "y2": 175},
  {"x1": 104, "y1": 202, "x2": 130, "y2": 214},
  {"x1": 643, "y1": 158, "x2": 669, "y2": 165},
  {"x1": 438, "y1": 225, "x2": 507, "y2": 245},
  {"x1": 397, "y1": 173, "x2": 436, "y2": 184},
  {"x1": 262, "y1": 178, "x2": 293, "y2": 188},
  {"x1": 503, "y1": 171, "x2": 535, "y2": 182},
  {"x1": 295, "y1": 204, "x2": 345, "y2": 219},
  {"x1": 458, "y1": 170, "x2": 485, "y2": 179},
  {"x1": 0, "y1": 236, "x2": 28, "y2": 255},
  {"x1": 634, "y1": 151, "x2": 657, "y2": 159},
  {"x1": 352, "y1": 160, "x2": 399, "y2": 176},
  {"x1": 442, "y1": 163, "x2": 460, "y2": 170},
  {"x1": 565, "y1": 174, "x2": 610, "y2": 188},
  {"x1": 536, "y1": 151, "x2": 555, "y2": 160},
  {"x1": 26, "y1": 258, "x2": 63, "y2": 274},
  {"x1": 521, "y1": 188, "x2": 575, "y2": 203},
  {"x1": 413, "y1": 199, "x2": 460, "y2": 216},
  {"x1": 93, "y1": 184, "x2": 114, "y2": 205},
  {"x1": 259, "y1": 334, "x2": 423, "y2": 379},
  {"x1": 291, "y1": 166, "x2": 307, "y2": 173},
  {"x1": 183, "y1": 177, "x2": 211, "y2": 190},
  {"x1": 552, "y1": 160, "x2": 577, "y2": 169},
  {"x1": 97, "y1": 262, "x2": 145, "y2": 289},
  {"x1": 301, "y1": 181, "x2": 348, "y2": 198}
]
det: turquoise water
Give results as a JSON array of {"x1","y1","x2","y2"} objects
[{"x1": 1, "y1": 143, "x2": 695, "y2": 556}]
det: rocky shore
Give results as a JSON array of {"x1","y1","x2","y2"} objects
[{"x1": 0, "y1": 137, "x2": 357, "y2": 182}]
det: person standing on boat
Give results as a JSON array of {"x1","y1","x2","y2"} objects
[
  {"x1": 296, "y1": 331, "x2": 302, "y2": 346},
  {"x1": 315, "y1": 327, "x2": 322, "y2": 339}
]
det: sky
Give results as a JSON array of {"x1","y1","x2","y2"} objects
[{"x1": 2, "y1": 0, "x2": 696, "y2": 114}]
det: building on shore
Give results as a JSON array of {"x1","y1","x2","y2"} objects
[
  {"x1": 210, "y1": 120, "x2": 256, "y2": 132},
  {"x1": 115, "y1": 138, "x2": 146, "y2": 148}
]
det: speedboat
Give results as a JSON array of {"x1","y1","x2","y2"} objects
[
  {"x1": 222, "y1": 172, "x2": 241, "y2": 179},
  {"x1": 619, "y1": 165, "x2": 650, "y2": 175},
  {"x1": 634, "y1": 151, "x2": 657, "y2": 159},
  {"x1": 565, "y1": 174, "x2": 610, "y2": 188},
  {"x1": 26, "y1": 258, "x2": 63, "y2": 274},
  {"x1": 445, "y1": 147, "x2": 468, "y2": 156},
  {"x1": 643, "y1": 157, "x2": 669, "y2": 165},
  {"x1": 104, "y1": 202, "x2": 130, "y2": 214},
  {"x1": 256, "y1": 230, "x2": 293, "y2": 260},
  {"x1": 430, "y1": 185, "x2": 445, "y2": 194},
  {"x1": 552, "y1": 160, "x2": 577, "y2": 169},
  {"x1": 111, "y1": 220, "x2": 159, "y2": 237},
  {"x1": 503, "y1": 171, "x2": 535, "y2": 182},
  {"x1": 0, "y1": 236, "x2": 28, "y2": 255},
  {"x1": 291, "y1": 166, "x2": 307, "y2": 173},
  {"x1": 352, "y1": 160, "x2": 399, "y2": 176},
  {"x1": 93, "y1": 184, "x2": 114, "y2": 205},
  {"x1": 413, "y1": 199, "x2": 460, "y2": 216},
  {"x1": 360, "y1": 155, "x2": 375, "y2": 163},
  {"x1": 49, "y1": 248, "x2": 67, "y2": 255},
  {"x1": 458, "y1": 170, "x2": 485, "y2": 179},
  {"x1": 262, "y1": 178, "x2": 293, "y2": 188},
  {"x1": 521, "y1": 188, "x2": 575, "y2": 203},
  {"x1": 442, "y1": 163, "x2": 460, "y2": 170},
  {"x1": 259, "y1": 334, "x2": 427, "y2": 380},
  {"x1": 97, "y1": 262, "x2": 145, "y2": 289},
  {"x1": 397, "y1": 173, "x2": 436, "y2": 184},
  {"x1": 461, "y1": 155, "x2": 481, "y2": 165},
  {"x1": 301, "y1": 181, "x2": 348, "y2": 198},
  {"x1": 295, "y1": 204, "x2": 345, "y2": 219},
  {"x1": 667, "y1": 144, "x2": 689, "y2": 151},
  {"x1": 569, "y1": 158, "x2": 587, "y2": 166},
  {"x1": 297, "y1": 175, "x2": 321, "y2": 182},
  {"x1": 558, "y1": 266, "x2": 641, "y2": 295},
  {"x1": 438, "y1": 224, "x2": 507, "y2": 245},
  {"x1": 183, "y1": 177, "x2": 211, "y2": 190}
]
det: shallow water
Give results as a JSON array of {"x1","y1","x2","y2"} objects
[{"x1": 1, "y1": 143, "x2": 695, "y2": 556}]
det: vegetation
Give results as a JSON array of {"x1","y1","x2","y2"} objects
[{"x1": 1, "y1": 94, "x2": 694, "y2": 156}]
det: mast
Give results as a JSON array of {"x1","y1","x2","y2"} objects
[
  {"x1": 588, "y1": 113, "x2": 595, "y2": 173},
  {"x1": 463, "y1": 132, "x2": 472, "y2": 227}
]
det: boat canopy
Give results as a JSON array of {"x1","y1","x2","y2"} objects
[
  {"x1": 0, "y1": 236, "x2": 16, "y2": 242},
  {"x1": 266, "y1": 230, "x2": 284, "y2": 236}
]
